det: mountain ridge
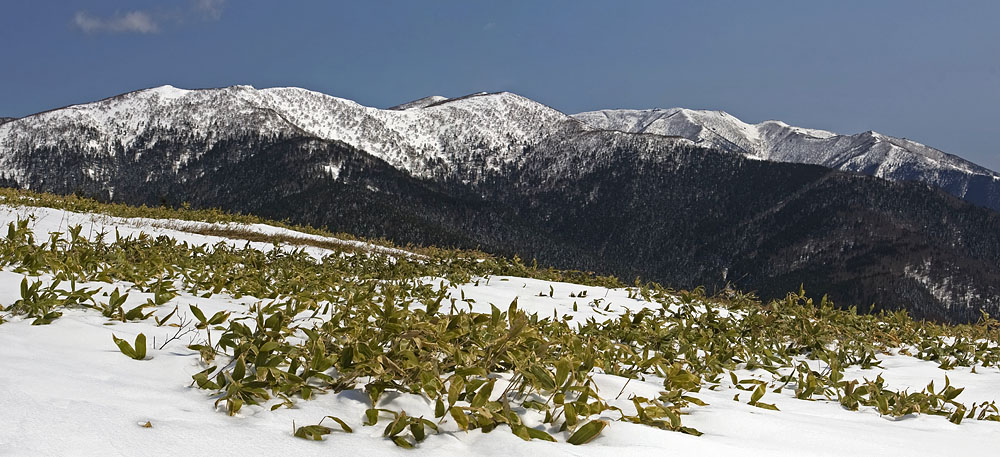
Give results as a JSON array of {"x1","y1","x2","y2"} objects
[
  {"x1": 0, "y1": 85, "x2": 596, "y2": 184},
  {"x1": 7, "y1": 85, "x2": 996, "y2": 211},
  {"x1": 574, "y1": 107, "x2": 1000, "y2": 211}
]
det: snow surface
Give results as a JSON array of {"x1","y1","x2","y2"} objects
[
  {"x1": 0, "y1": 203, "x2": 416, "y2": 259},
  {"x1": 1, "y1": 206, "x2": 999, "y2": 456}
]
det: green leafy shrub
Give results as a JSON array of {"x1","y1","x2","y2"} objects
[{"x1": 112, "y1": 333, "x2": 147, "y2": 360}]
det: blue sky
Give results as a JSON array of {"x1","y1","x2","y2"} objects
[{"x1": 2, "y1": 1, "x2": 999, "y2": 170}]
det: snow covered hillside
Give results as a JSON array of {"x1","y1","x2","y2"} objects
[
  {"x1": 574, "y1": 108, "x2": 1000, "y2": 209},
  {"x1": 0, "y1": 85, "x2": 586, "y2": 183},
  {"x1": 1, "y1": 201, "x2": 998, "y2": 456}
]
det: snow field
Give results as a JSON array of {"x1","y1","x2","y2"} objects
[{"x1": 0, "y1": 206, "x2": 998, "y2": 456}]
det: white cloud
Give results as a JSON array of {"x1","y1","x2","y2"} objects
[
  {"x1": 73, "y1": 10, "x2": 159, "y2": 34},
  {"x1": 193, "y1": 0, "x2": 226, "y2": 20},
  {"x1": 72, "y1": 1, "x2": 226, "y2": 35}
]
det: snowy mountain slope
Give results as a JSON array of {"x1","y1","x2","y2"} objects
[
  {"x1": 574, "y1": 108, "x2": 1000, "y2": 211},
  {"x1": 0, "y1": 85, "x2": 586, "y2": 183},
  {"x1": 1, "y1": 204, "x2": 998, "y2": 457}
]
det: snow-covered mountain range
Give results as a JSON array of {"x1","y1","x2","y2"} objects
[
  {"x1": 0, "y1": 85, "x2": 591, "y2": 185},
  {"x1": 574, "y1": 108, "x2": 1000, "y2": 211},
  {"x1": 1, "y1": 85, "x2": 999, "y2": 322},
  {"x1": 3, "y1": 85, "x2": 997, "y2": 211}
]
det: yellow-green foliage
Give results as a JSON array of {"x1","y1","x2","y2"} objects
[
  {"x1": 1, "y1": 189, "x2": 999, "y2": 449},
  {"x1": 0, "y1": 187, "x2": 621, "y2": 287}
]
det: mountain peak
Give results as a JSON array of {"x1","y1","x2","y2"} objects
[
  {"x1": 142, "y1": 84, "x2": 191, "y2": 100},
  {"x1": 431, "y1": 91, "x2": 526, "y2": 106},
  {"x1": 388, "y1": 95, "x2": 449, "y2": 110}
]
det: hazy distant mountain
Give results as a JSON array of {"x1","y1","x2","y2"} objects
[
  {"x1": 574, "y1": 108, "x2": 1000, "y2": 212},
  {"x1": 2, "y1": 85, "x2": 999, "y2": 322}
]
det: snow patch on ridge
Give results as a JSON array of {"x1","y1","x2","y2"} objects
[
  {"x1": 389, "y1": 95, "x2": 450, "y2": 110},
  {"x1": 903, "y1": 260, "x2": 992, "y2": 311},
  {"x1": 322, "y1": 163, "x2": 341, "y2": 179}
]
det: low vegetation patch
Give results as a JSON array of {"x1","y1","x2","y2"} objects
[{"x1": 1, "y1": 190, "x2": 998, "y2": 449}]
